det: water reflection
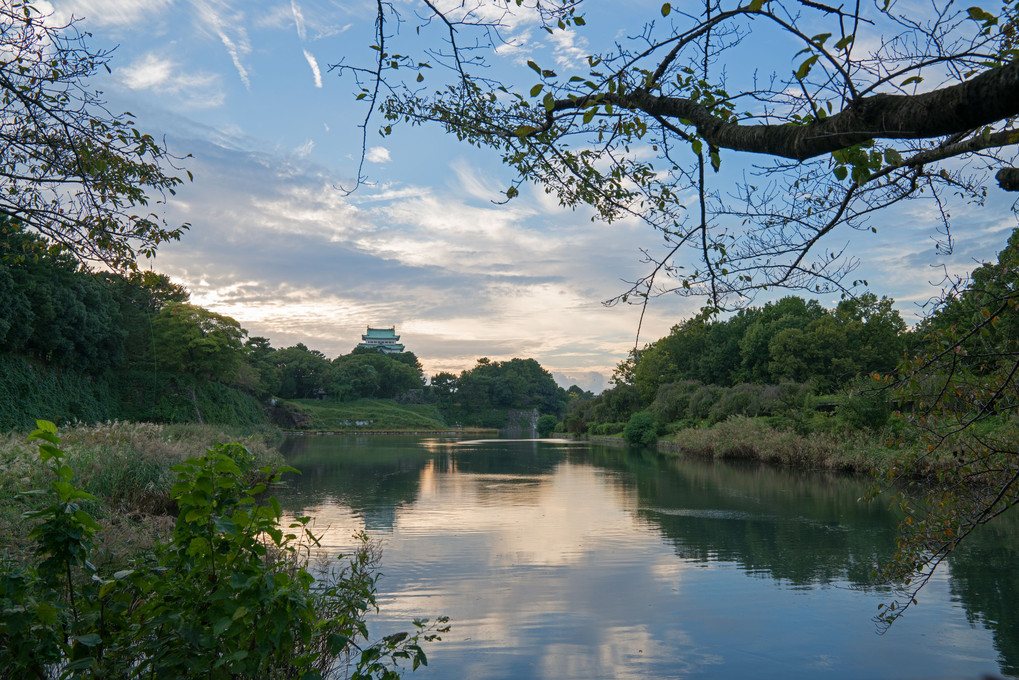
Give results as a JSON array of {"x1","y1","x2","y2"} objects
[{"x1": 277, "y1": 436, "x2": 1016, "y2": 679}]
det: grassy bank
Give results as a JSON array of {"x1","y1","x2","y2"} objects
[
  {"x1": 657, "y1": 416, "x2": 897, "y2": 473},
  {"x1": 0, "y1": 421, "x2": 282, "y2": 564},
  {"x1": 282, "y1": 397, "x2": 450, "y2": 431},
  {"x1": 581, "y1": 415, "x2": 911, "y2": 476}
]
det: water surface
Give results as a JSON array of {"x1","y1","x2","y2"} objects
[{"x1": 277, "y1": 435, "x2": 1018, "y2": 679}]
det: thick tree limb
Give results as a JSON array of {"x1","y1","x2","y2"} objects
[{"x1": 550, "y1": 58, "x2": 1019, "y2": 160}]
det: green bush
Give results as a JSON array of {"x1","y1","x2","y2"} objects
[
  {"x1": 536, "y1": 414, "x2": 558, "y2": 437},
  {"x1": 688, "y1": 385, "x2": 725, "y2": 420},
  {"x1": 592, "y1": 422, "x2": 625, "y2": 435},
  {"x1": 708, "y1": 383, "x2": 766, "y2": 422},
  {"x1": 624, "y1": 411, "x2": 658, "y2": 447}
]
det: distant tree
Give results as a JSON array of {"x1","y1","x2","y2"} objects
[
  {"x1": 101, "y1": 270, "x2": 190, "y2": 363},
  {"x1": 738, "y1": 298, "x2": 826, "y2": 383},
  {"x1": 565, "y1": 385, "x2": 594, "y2": 401},
  {"x1": 389, "y1": 351, "x2": 425, "y2": 380},
  {"x1": 331, "y1": 351, "x2": 425, "y2": 400},
  {"x1": 430, "y1": 372, "x2": 459, "y2": 409},
  {"x1": 242, "y1": 336, "x2": 281, "y2": 398},
  {"x1": 442, "y1": 357, "x2": 566, "y2": 426},
  {"x1": 275, "y1": 344, "x2": 332, "y2": 399}
]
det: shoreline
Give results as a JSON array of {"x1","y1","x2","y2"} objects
[{"x1": 280, "y1": 428, "x2": 500, "y2": 436}]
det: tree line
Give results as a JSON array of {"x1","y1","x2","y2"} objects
[
  {"x1": 565, "y1": 289, "x2": 909, "y2": 433},
  {"x1": 0, "y1": 220, "x2": 433, "y2": 427},
  {"x1": 1, "y1": 219, "x2": 580, "y2": 430},
  {"x1": 430, "y1": 357, "x2": 583, "y2": 428}
]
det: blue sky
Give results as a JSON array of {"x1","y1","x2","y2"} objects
[{"x1": 41, "y1": 0, "x2": 1019, "y2": 392}]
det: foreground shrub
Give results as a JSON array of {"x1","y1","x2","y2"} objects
[{"x1": 0, "y1": 421, "x2": 446, "y2": 679}]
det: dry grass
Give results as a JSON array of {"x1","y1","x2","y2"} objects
[{"x1": 661, "y1": 416, "x2": 896, "y2": 473}]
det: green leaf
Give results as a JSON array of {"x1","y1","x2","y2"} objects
[
  {"x1": 526, "y1": 60, "x2": 542, "y2": 75},
  {"x1": 582, "y1": 107, "x2": 597, "y2": 124},
  {"x1": 833, "y1": 166, "x2": 848, "y2": 181},
  {"x1": 834, "y1": 35, "x2": 855, "y2": 50},
  {"x1": 748, "y1": 0, "x2": 765, "y2": 9},
  {"x1": 795, "y1": 54, "x2": 819, "y2": 80},
  {"x1": 530, "y1": 83, "x2": 543, "y2": 97},
  {"x1": 74, "y1": 633, "x2": 103, "y2": 647},
  {"x1": 900, "y1": 75, "x2": 923, "y2": 86},
  {"x1": 661, "y1": 2, "x2": 671, "y2": 16},
  {"x1": 966, "y1": 6, "x2": 997, "y2": 23},
  {"x1": 213, "y1": 616, "x2": 232, "y2": 636}
]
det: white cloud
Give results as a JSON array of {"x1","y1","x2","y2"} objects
[
  {"x1": 302, "y1": 48, "x2": 323, "y2": 88},
  {"x1": 548, "y1": 28, "x2": 588, "y2": 68},
  {"x1": 118, "y1": 52, "x2": 225, "y2": 108},
  {"x1": 365, "y1": 146, "x2": 391, "y2": 163}
]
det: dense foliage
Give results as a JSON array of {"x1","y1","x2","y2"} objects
[
  {"x1": 565, "y1": 292, "x2": 905, "y2": 434},
  {"x1": 873, "y1": 229, "x2": 1019, "y2": 626}
]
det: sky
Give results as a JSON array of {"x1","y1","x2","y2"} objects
[{"x1": 38, "y1": 0, "x2": 1019, "y2": 393}]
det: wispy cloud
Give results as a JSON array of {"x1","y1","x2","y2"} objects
[
  {"x1": 46, "y1": 0, "x2": 174, "y2": 27},
  {"x1": 193, "y1": 0, "x2": 252, "y2": 89},
  {"x1": 302, "y1": 49, "x2": 323, "y2": 88},
  {"x1": 290, "y1": 0, "x2": 307, "y2": 41},
  {"x1": 147, "y1": 133, "x2": 687, "y2": 380},
  {"x1": 548, "y1": 29, "x2": 588, "y2": 68}
]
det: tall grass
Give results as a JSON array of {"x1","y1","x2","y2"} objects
[
  {"x1": 661, "y1": 416, "x2": 897, "y2": 473},
  {"x1": 0, "y1": 421, "x2": 282, "y2": 562}
]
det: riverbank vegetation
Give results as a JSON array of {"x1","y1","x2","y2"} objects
[
  {"x1": 0, "y1": 421, "x2": 447, "y2": 678},
  {"x1": 281, "y1": 398, "x2": 448, "y2": 432}
]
